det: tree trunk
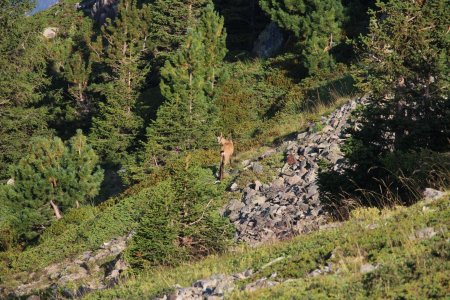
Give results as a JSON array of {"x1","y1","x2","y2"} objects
[{"x1": 50, "y1": 200, "x2": 63, "y2": 220}]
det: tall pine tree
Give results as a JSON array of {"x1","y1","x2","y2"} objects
[
  {"x1": 145, "y1": 4, "x2": 227, "y2": 164},
  {"x1": 148, "y1": 0, "x2": 210, "y2": 58},
  {"x1": 0, "y1": 0, "x2": 52, "y2": 179},
  {"x1": 89, "y1": 0, "x2": 151, "y2": 165}
]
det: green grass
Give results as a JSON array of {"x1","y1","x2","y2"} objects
[{"x1": 84, "y1": 194, "x2": 449, "y2": 299}]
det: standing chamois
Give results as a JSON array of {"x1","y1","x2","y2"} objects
[{"x1": 217, "y1": 133, "x2": 234, "y2": 181}]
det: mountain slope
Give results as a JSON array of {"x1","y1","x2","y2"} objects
[{"x1": 85, "y1": 192, "x2": 449, "y2": 299}]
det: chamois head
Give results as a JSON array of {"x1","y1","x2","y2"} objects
[{"x1": 217, "y1": 132, "x2": 226, "y2": 144}]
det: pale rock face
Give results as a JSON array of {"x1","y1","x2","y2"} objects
[
  {"x1": 42, "y1": 27, "x2": 58, "y2": 39},
  {"x1": 423, "y1": 188, "x2": 444, "y2": 200}
]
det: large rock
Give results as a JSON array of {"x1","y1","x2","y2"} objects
[
  {"x1": 253, "y1": 22, "x2": 284, "y2": 59},
  {"x1": 42, "y1": 27, "x2": 58, "y2": 39},
  {"x1": 76, "y1": 0, "x2": 119, "y2": 24},
  {"x1": 423, "y1": 188, "x2": 444, "y2": 201}
]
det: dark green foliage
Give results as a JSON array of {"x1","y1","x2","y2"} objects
[
  {"x1": 12, "y1": 187, "x2": 154, "y2": 270},
  {"x1": 127, "y1": 160, "x2": 233, "y2": 268},
  {"x1": 147, "y1": 0, "x2": 210, "y2": 59},
  {"x1": 0, "y1": 0, "x2": 49, "y2": 105},
  {"x1": 0, "y1": 0, "x2": 52, "y2": 178},
  {"x1": 125, "y1": 181, "x2": 182, "y2": 267},
  {"x1": 45, "y1": 15, "x2": 96, "y2": 131},
  {"x1": 0, "y1": 107, "x2": 52, "y2": 180},
  {"x1": 89, "y1": 0, "x2": 151, "y2": 165},
  {"x1": 319, "y1": 0, "x2": 450, "y2": 208},
  {"x1": 6, "y1": 130, "x2": 103, "y2": 241},
  {"x1": 259, "y1": 0, "x2": 345, "y2": 75},
  {"x1": 145, "y1": 5, "x2": 227, "y2": 163}
]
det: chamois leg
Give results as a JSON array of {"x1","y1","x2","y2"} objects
[{"x1": 219, "y1": 152, "x2": 225, "y2": 181}]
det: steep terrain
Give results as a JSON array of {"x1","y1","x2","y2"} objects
[
  {"x1": 225, "y1": 97, "x2": 366, "y2": 245},
  {"x1": 4, "y1": 97, "x2": 448, "y2": 300},
  {"x1": 88, "y1": 191, "x2": 449, "y2": 299},
  {"x1": 2, "y1": 98, "x2": 361, "y2": 298}
]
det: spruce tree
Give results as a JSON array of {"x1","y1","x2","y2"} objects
[
  {"x1": 0, "y1": 0, "x2": 51, "y2": 179},
  {"x1": 148, "y1": 0, "x2": 210, "y2": 58},
  {"x1": 7, "y1": 130, "x2": 103, "y2": 241},
  {"x1": 259, "y1": 0, "x2": 344, "y2": 75},
  {"x1": 321, "y1": 0, "x2": 450, "y2": 206},
  {"x1": 89, "y1": 0, "x2": 151, "y2": 165},
  {"x1": 145, "y1": 5, "x2": 227, "y2": 163}
]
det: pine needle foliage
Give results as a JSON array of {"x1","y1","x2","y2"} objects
[
  {"x1": 89, "y1": 0, "x2": 151, "y2": 165},
  {"x1": 145, "y1": 4, "x2": 227, "y2": 164},
  {"x1": 126, "y1": 159, "x2": 232, "y2": 268},
  {"x1": 5, "y1": 130, "x2": 103, "y2": 242}
]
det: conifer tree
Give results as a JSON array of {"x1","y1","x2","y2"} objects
[
  {"x1": 145, "y1": 5, "x2": 227, "y2": 163},
  {"x1": 351, "y1": 0, "x2": 449, "y2": 155},
  {"x1": 200, "y1": 4, "x2": 228, "y2": 97},
  {"x1": 259, "y1": 0, "x2": 344, "y2": 75},
  {"x1": 0, "y1": 0, "x2": 51, "y2": 179},
  {"x1": 148, "y1": 0, "x2": 210, "y2": 58},
  {"x1": 7, "y1": 130, "x2": 103, "y2": 241},
  {"x1": 89, "y1": 0, "x2": 151, "y2": 165},
  {"x1": 48, "y1": 19, "x2": 95, "y2": 120},
  {"x1": 320, "y1": 0, "x2": 450, "y2": 206}
]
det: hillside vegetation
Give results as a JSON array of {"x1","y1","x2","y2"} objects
[
  {"x1": 0, "y1": 0, "x2": 449, "y2": 298},
  {"x1": 86, "y1": 193, "x2": 449, "y2": 299}
]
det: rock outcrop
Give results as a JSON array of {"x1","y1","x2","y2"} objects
[
  {"x1": 253, "y1": 22, "x2": 284, "y2": 59},
  {"x1": 224, "y1": 97, "x2": 367, "y2": 246},
  {"x1": 76, "y1": 0, "x2": 119, "y2": 24},
  {"x1": 42, "y1": 27, "x2": 58, "y2": 39},
  {"x1": 5, "y1": 234, "x2": 132, "y2": 299}
]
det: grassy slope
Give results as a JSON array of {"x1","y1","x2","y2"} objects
[
  {"x1": 86, "y1": 194, "x2": 449, "y2": 299},
  {"x1": 0, "y1": 62, "x2": 354, "y2": 274}
]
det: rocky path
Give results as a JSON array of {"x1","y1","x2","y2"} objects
[{"x1": 224, "y1": 97, "x2": 366, "y2": 245}]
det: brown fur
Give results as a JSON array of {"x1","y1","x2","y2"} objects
[{"x1": 217, "y1": 133, "x2": 234, "y2": 180}]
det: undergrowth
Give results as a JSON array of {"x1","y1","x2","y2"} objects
[{"x1": 84, "y1": 194, "x2": 449, "y2": 299}]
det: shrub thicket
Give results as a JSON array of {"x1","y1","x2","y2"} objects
[{"x1": 126, "y1": 160, "x2": 233, "y2": 268}]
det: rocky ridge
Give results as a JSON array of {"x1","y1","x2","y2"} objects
[
  {"x1": 4, "y1": 234, "x2": 132, "y2": 299},
  {"x1": 224, "y1": 97, "x2": 366, "y2": 245}
]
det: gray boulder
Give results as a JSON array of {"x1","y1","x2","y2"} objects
[{"x1": 253, "y1": 22, "x2": 284, "y2": 59}]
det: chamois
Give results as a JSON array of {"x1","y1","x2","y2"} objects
[{"x1": 217, "y1": 133, "x2": 234, "y2": 181}]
